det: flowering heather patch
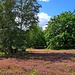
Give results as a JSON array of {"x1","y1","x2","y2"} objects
[{"x1": 0, "y1": 49, "x2": 75, "y2": 75}]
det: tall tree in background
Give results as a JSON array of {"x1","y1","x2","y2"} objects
[
  {"x1": 14, "y1": 0, "x2": 41, "y2": 50},
  {"x1": 0, "y1": 0, "x2": 41, "y2": 54},
  {"x1": 45, "y1": 11, "x2": 75, "y2": 49},
  {"x1": 25, "y1": 24, "x2": 46, "y2": 49},
  {"x1": 15, "y1": 0, "x2": 41, "y2": 29}
]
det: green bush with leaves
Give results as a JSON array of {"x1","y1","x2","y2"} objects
[
  {"x1": 25, "y1": 25, "x2": 46, "y2": 49},
  {"x1": 45, "y1": 10, "x2": 75, "y2": 49}
]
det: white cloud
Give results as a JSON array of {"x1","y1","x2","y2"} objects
[
  {"x1": 38, "y1": 12, "x2": 51, "y2": 30},
  {"x1": 42, "y1": 25, "x2": 48, "y2": 30},
  {"x1": 39, "y1": 0, "x2": 50, "y2": 2}
]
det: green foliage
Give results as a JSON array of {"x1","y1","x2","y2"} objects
[
  {"x1": 25, "y1": 24, "x2": 46, "y2": 49},
  {"x1": 45, "y1": 10, "x2": 75, "y2": 49},
  {"x1": 0, "y1": 0, "x2": 41, "y2": 54},
  {"x1": 30, "y1": 69, "x2": 38, "y2": 75}
]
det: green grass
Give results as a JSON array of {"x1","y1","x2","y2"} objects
[{"x1": 0, "y1": 52, "x2": 6, "y2": 56}]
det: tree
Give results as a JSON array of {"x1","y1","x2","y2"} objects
[
  {"x1": 14, "y1": 0, "x2": 41, "y2": 29},
  {"x1": 13, "y1": 0, "x2": 41, "y2": 50},
  {"x1": 25, "y1": 24, "x2": 46, "y2": 49},
  {"x1": 0, "y1": 0, "x2": 41, "y2": 54},
  {"x1": 45, "y1": 11, "x2": 75, "y2": 49},
  {"x1": 0, "y1": 0, "x2": 17, "y2": 54}
]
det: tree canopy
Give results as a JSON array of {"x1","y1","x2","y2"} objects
[
  {"x1": 25, "y1": 24, "x2": 46, "y2": 49},
  {"x1": 0, "y1": 0, "x2": 41, "y2": 54},
  {"x1": 45, "y1": 11, "x2": 75, "y2": 49}
]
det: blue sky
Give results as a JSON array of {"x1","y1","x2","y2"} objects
[{"x1": 38, "y1": 0, "x2": 75, "y2": 29}]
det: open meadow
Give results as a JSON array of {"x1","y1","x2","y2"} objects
[
  {"x1": 0, "y1": 0, "x2": 75, "y2": 75},
  {"x1": 0, "y1": 49, "x2": 75, "y2": 75}
]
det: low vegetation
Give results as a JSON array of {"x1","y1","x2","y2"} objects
[
  {"x1": 0, "y1": 0, "x2": 75, "y2": 75},
  {"x1": 0, "y1": 49, "x2": 75, "y2": 75}
]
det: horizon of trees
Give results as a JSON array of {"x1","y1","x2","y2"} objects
[{"x1": 0, "y1": 0, "x2": 75, "y2": 55}]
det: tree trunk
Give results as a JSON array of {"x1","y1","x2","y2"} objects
[{"x1": 8, "y1": 39, "x2": 13, "y2": 55}]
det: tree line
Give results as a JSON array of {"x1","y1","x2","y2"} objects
[{"x1": 0, "y1": 0, "x2": 75, "y2": 55}]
